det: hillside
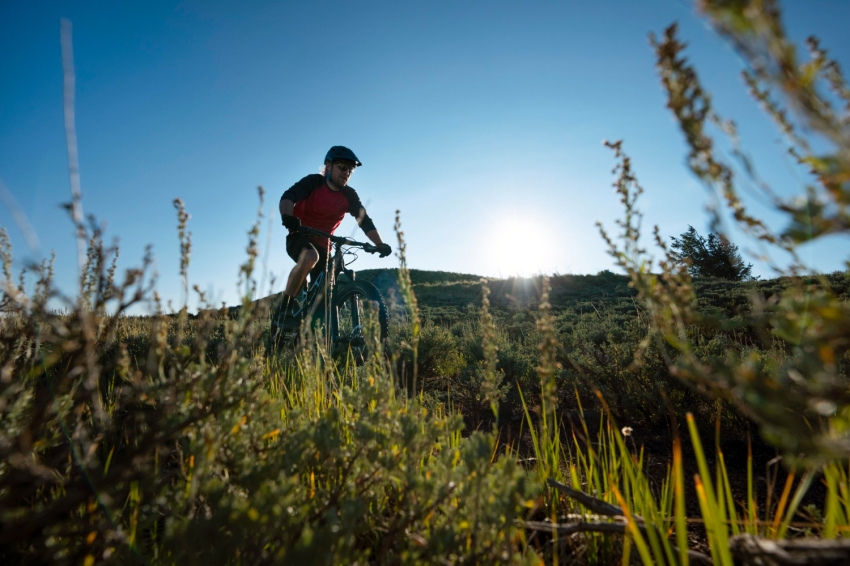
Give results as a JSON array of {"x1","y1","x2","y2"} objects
[
  {"x1": 323, "y1": 267, "x2": 849, "y2": 317},
  {"x1": 250, "y1": 268, "x2": 638, "y2": 314}
]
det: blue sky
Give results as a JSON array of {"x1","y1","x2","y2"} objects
[{"x1": 2, "y1": 0, "x2": 849, "y2": 312}]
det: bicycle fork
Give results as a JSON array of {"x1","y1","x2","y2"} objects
[{"x1": 330, "y1": 295, "x2": 364, "y2": 344}]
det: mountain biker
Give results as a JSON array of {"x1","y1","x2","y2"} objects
[{"x1": 277, "y1": 145, "x2": 391, "y2": 321}]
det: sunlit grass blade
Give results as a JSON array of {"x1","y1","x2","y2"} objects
[
  {"x1": 746, "y1": 434, "x2": 758, "y2": 536},
  {"x1": 103, "y1": 446, "x2": 115, "y2": 475},
  {"x1": 839, "y1": 465, "x2": 850, "y2": 531},
  {"x1": 694, "y1": 475, "x2": 733, "y2": 566},
  {"x1": 673, "y1": 435, "x2": 689, "y2": 566},
  {"x1": 825, "y1": 465, "x2": 839, "y2": 538},
  {"x1": 717, "y1": 450, "x2": 740, "y2": 536},
  {"x1": 621, "y1": 532, "x2": 632, "y2": 566},
  {"x1": 516, "y1": 383, "x2": 543, "y2": 483},
  {"x1": 612, "y1": 484, "x2": 654, "y2": 566},
  {"x1": 687, "y1": 413, "x2": 733, "y2": 566},
  {"x1": 770, "y1": 470, "x2": 795, "y2": 539},
  {"x1": 776, "y1": 468, "x2": 814, "y2": 540}
]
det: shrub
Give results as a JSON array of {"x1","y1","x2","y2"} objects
[{"x1": 0, "y1": 206, "x2": 540, "y2": 564}]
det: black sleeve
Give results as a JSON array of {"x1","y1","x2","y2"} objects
[
  {"x1": 280, "y1": 174, "x2": 325, "y2": 204},
  {"x1": 342, "y1": 186, "x2": 377, "y2": 234}
]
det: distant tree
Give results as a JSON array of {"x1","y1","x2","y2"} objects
[{"x1": 670, "y1": 226, "x2": 753, "y2": 281}]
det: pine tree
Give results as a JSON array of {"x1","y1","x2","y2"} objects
[{"x1": 670, "y1": 226, "x2": 753, "y2": 281}]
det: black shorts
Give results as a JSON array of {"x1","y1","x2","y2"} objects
[{"x1": 286, "y1": 233, "x2": 329, "y2": 282}]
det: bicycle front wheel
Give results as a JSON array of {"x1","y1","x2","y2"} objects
[{"x1": 331, "y1": 281, "x2": 389, "y2": 366}]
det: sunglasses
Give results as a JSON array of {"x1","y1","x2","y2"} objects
[{"x1": 334, "y1": 161, "x2": 356, "y2": 172}]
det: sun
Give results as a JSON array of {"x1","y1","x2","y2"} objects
[{"x1": 480, "y1": 213, "x2": 558, "y2": 277}]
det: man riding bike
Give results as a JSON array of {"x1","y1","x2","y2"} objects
[{"x1": 277, "y1": 145, "x2": 391, "y2": 325}]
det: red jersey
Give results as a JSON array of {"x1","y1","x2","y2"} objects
[{"x1": 281, "y1": 174, "x2": 376, "y2": 251}]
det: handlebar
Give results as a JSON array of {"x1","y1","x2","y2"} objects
[{"x1": 296, "y1": 225, "x2": 379, "y2": 254}]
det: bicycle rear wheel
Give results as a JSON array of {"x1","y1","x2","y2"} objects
[{"x1": 332, "y1": 281, "x2": 388, "y2": 366}]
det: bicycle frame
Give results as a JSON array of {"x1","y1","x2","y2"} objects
[{"x1": 292, "y1": 227, "x2": 376, "y2": 348}]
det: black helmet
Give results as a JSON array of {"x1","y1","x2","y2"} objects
[{"x1": 325, "y1": 146, "x2": 362, "y2": 167}]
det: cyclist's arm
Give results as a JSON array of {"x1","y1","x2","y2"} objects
[
  {"x1": 279, "y1": 174, "x2": 324, "y2": 218},
  {"x1": 342, "y1": 186, "x2": 378, "y2": 235},
  {"x1": 364, "y1": 230, "x2": 385, "y2": 247},
  {"x1": 279, "y1": 199, "x2": 295, "y2": 217}
]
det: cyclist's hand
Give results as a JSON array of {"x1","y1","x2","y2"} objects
[
  {"x1": 377, "y1": 243, "x2": 392, "y2": 258},
  {"x1": 282, "y1": 214, "x2": 301, "y2": 231}
]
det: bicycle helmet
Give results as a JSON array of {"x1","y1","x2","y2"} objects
[{"x1": 324, "y1": 146, "x2": 362, "y2": 167}]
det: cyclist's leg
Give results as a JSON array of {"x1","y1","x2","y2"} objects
[
  {"x1": 308, "y1": 245, "x2": 329, "y2": 285},
  {"x1": 272, "y1": 237, "x2": 320, "y2": 338},
  {"x1": 284, "y1": 234, "x2": 320, "y2": 299},
  {"x1": 285, "y1": 247, "x2": 319, "y2": 298}
]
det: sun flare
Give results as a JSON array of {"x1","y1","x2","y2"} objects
[{"x1": 480, "y1": 214, "x2": 558, "y2": 277}]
